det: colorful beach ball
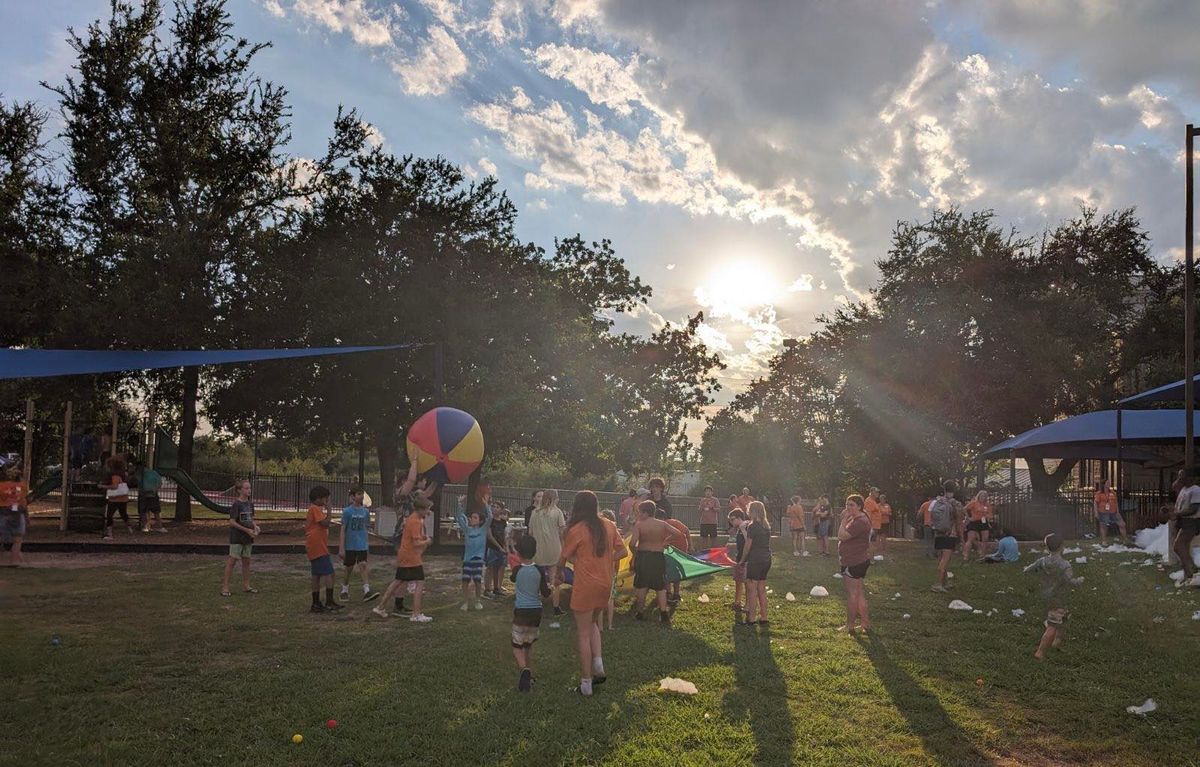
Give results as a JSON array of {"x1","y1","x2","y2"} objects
[{"x1": 405, "y1": 407, "x2": 484, "y2": 484}]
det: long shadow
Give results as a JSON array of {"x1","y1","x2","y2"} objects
[
  {"x1": 721, "y1": 625, "x2": 796, "y2": 764},
  {"x1": 860, "y1": 635, "x2": 996, "y2": 766}
]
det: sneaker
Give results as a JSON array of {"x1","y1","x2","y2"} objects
[
  {"x1": 371, "y1": 606, "x2": 390, "y2": 618},
  {"x1": 363, "y1": 591, "x2": 381, "y2": 602},
  {"x1": 494, "y1": 588, "x2": 508, "y2": 597},
  {"x1": 802, "y1": 551, "x2": 810, "y2": 557},
  {"x1": 931, "y1": 585, "x2": 948, "y2": 593},
  {"x1": 793, "y1": 551, "x2": 800, "y2": 557},
  {"x1": 395, "y1": 606, "x2": 412, "y2": 617},
  {"x1": 103, "y1": 530, "x2": 113, "y2": 540},
  {"x1": 325, "y1": 602, "x2": 344, "y2": 611},
  {"x1": 553, "y1": 606, "x2": 563, "y2": 617},
  {"x1": 310, "y1": 604, "x2": 328, "y2": 614},
  {"x1": 474, "y1": 601, "x2": 484, "y2": 611},
  {"x1": 461, "y1": 602, "x2": 470, "y2": 611},
  {"x1": 156, "y1": 527, "x2": 169, "y2": 534},
  {"x1": 410, "y1": 613, "x2": 433, "y2": 623},
  {"x1": 340, "y1": 586, "x2": 350, "y2": 599},
  {"x1": 518, "y1": 668, "x2": 532, "y2": 692}
]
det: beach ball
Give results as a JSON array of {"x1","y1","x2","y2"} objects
[{"x1": 406, "y1": 407, "x2": 484, "y2": 484}]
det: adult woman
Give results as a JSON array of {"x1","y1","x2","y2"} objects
[
  {"x1": 838, "y1": 494, "x2": 873, "y2": 633},
  {"x1": 963, "y1": 490, "x2": 994, "y2": 562},
  {"x1": 528, "y1": 489, "x2": 566, "y2": 616},
  {"x1": 1093, "y1": 479, "x2": 1127, "y2": 545},
  {"x1": 738, "y1": 501, "x2": 772, "y2": 627},
  {"x1": 558, "y1": 490, "x2": 626, "y2": 697}
]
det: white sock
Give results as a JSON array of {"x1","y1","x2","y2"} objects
[
  {"x1": 363, "y1": 584, "x2": 370, "y2": 593},
  {"x1": 580, "y1": 678, "x2": 593, "y2": 696},
  {"x1": 592, "y1": 657, "x2": 605, "y2": 676}
]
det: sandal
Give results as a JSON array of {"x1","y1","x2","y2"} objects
[
  {"x1": 243, "y1": 588, "x2": 258, "y2": 594},
  {"x1": 221, "y1": 591, "x2": 232, "y2": 597}
]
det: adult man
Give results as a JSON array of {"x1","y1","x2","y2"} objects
[
  {"x1": 864, "y1": 488, "x2": 884, "y2": 555},
  {"x1": 1092, "y1": 479, "x2": 1127, "y2": 545},
  {"x1": 1171, "y1": 469, "x2": 1200, "y2": 586},
  {"x1": 648, "y1": 477, "x2": 673, "y2": 519},
  {"x1": 697, "y1": 486, "x2": 721, "y2": 549},
  {"x1": 735, "y1": 487, "x2": 755, "y2": 512},
  {"x1": 929, "y1": 481, "x2": 964, "y2": 593},
  {"x1": 629, "y1": 500, "x2": 674, "y2": 623}
]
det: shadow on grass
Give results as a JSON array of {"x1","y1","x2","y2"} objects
[
  {"x1": 721, "y1": 625, "x2": 796, "y2": 764},
  {"x1": 860, "y1": 635, "x2": 996, "y2": 766}
]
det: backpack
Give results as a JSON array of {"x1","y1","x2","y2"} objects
[{"x1": 929, "y1": 497, "x2": 956, "y2": 534}]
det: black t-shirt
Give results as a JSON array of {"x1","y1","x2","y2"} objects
[
  {"x1": 735, "y1": 528, "x2": 746, "y2": 561},
  {"x1": 653, "y1": 494, "x2": 674, "y2": 518},
  {"x1": 229, "y1": 500, "x2": 255, "y2": 545},
  {"x1": 746, "y1": 521, "x2": 771, "y2": 564},
  {"x1": 487, "y1": 518, "x2": 508, "y2": 551}
]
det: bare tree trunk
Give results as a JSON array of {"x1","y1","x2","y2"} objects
[{"x1": 174, "y1": 365, "x2": 199, "y2": 521}]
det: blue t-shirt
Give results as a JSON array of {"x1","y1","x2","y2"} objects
[
  {"x1": 996, "y1": 536, "x2": 1019, "y2": 562},
  {"x1": 457, "y1": 504, "x2": 492, "y2": 562},
  {"x1": 342, "y1": 504, "x2": 371, "y2": 551},
  {"x1": 512, "y1": 564, "x2": 548, "y2": 609}
]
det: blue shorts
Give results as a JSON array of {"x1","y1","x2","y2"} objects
[
  {"x1": 1098, "y1": 512, "x2": 1121, "y2": 526},
  {"x1": 485, "y1": 548, "x2": 507, "y2": 568},
  {"x1": 309, "y1": 554, "x2": 334, "y2": 577},
  {"x1": 462, "y1": 559, "x2": 484, "y2": 582}
]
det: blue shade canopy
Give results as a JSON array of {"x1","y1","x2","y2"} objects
[
  {"x1": 0, "y1": 345, "x2": 417, "y2": 380},
  {"x1": 980, "y1": 409, "x2": 1200, "y2": 460},
  {"x1": 1118, "y1": 374, "x2": 1200, "y2": 406}
]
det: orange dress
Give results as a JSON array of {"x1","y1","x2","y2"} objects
[{"x1": 561, "y1": 518, "x2": 623, "y2": 612}]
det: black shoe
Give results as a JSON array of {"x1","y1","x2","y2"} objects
[
  {"x1": 310, "y1": 604, "x2": 327, "y2": 614},
  {"x1": 634, "y1": 611, "x2": 645, "y2": 621},
  {"x1": 592, "y1": 675, "x2": 606, "y2": 686},
  {"x1": 518, "y1": 668, "x2": 532, "y2": 692},
  {"x1": 553, "y1": 606, "x2": 563, "y2": 617},
  {"x1": 660, "y1": 611, "x2": 670, "y2": 624},
  {"x1": 325, "y1": 601, "x2": 344, "y2": 611},
  {"x1": 363, "y1": 591, "x2": 381, "y2": 602}
]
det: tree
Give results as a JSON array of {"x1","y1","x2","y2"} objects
[{"x1": 50, "y1": 0, "x2": 297, "y2": 519}]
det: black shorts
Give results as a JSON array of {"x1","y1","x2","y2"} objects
[
  {"x1": 700, "y1": 523, "x2": 718, "y2": 538},
  {"x1": 512, "y1": 606, "x2": 542, "y2": 628},
  {"x1": 633, "y1": 550, "x2": 667, "y2": 590},
  {"x1": 966, "y1": 521, "x2": 989, "y2": 533},
  {"x1": 1179, "y1": 517, "x2": 1200, "y2": 536},
  {"x1": 934, "y1": 535, "x2": 959, "y2": 551},
  {"x1": 344, "y1": 549, "x2": 368, "y2": 567},
  {"x1": 745, "y1": 559, "x2": 771, "y2": 581},
  {"x1": 840, "y1": 560, "x2": 870, "y2": 579},
  {"x1": 137, "y1": 495, "x2": 161, "y2": 515},
  {"x1": 395, "y1": 565, "x2": 425, "y2": 582}
]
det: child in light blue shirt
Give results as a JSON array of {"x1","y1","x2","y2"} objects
[
  {"x1": 457, "y1": 500, "x2": 492, "y2": 611},
  {"x1": 981, "y1": 530, "x2": 1020, "y2": 563}
]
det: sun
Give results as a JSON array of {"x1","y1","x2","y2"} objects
[{"x1": 701, "y1": 260, "x2": 781, "y2": 313}]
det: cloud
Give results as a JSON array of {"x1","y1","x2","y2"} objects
[
  {"x1": 788, "y1": 274, "x2": 814, "y2": 292},
  {"x1": 528, "y1": 198, "x2": 549, "y2": 210},
  {"x1": 528, "y1": 43, "x2": 644, "y2": 116},
  {"x1": 361, "y1": 121, "x2": 386, "y2": 149},
  {"x1": 666, "y1": 263, "x2": 675, "y2": 270},
  {"x1": 392, "y1": 25, "x2": 468, "y2": 96},
  {"x1": 261, "y1": 0, "x2": 286, "y2": 18},
  {"x1": 293, "y1": 0, "x2": 397, "y2": 47},
  {"x1": 478, "y1": 157, "x2": 498, "y2": 176}
]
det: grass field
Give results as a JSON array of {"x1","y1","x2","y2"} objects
[{"x1": 3, "y1": 541, "x2": 1199, "y2": 766}]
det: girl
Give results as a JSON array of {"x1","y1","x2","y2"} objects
[
  {"x1": 837, "y1": 494, "x2": 873, "y2": 634},
  {"x1": 813, "y1": 495, "x2": 833, "y2": 556},
  {"x1": 100, "y1": 456, "x2": 132, "y2": 539},
  {"x1": 727, "y1": 508, "x2": 748, "y2": 617},
  {"x1": 558, "y1": 491, "x2": 627, "y2": 697},
  {"x1": 963, "y1": 490, "x2": 993, "y2": 562},
  {"x1": 787, "y1": 496, "x2": 807, "y2": 556},
  {"x1": 528, "y1": 489, "x2": 566, "y2": 616},
  {"x1": 738, "y1": 501, "x2": 772, "y2": 627}
]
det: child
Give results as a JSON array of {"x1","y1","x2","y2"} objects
[
  {"x1": 981, "y1": 529, "x2": 1019, "y2": 563},
  {"x1": 787, "y1": 496, "x2": 807, "y2": 557},
  {"x1": 739, "y1": 501, "x2": 772, "y2": 627},
  {"x1": 457, "y1": 492, "x2": 493, "y2": 611},
  {"x1": 601, "y1": 509, "x2": 618, "y2": 630},
  {"x1": 134, "y1": 458, "x2": 167, "y2": 533},
  {"x1": 100, "y1": 456, "x2": 132, "y2": 539},
  {"x1": 222, "y1": 478, "x2": 259, "y2": 596},
  {"x1": 373, "y1": 495, "x2": 434, "y2": 622},
  {"x1": 306, "y1": 485, "x2": 342, "y2": 613},
  {"x1": 1023, "y1": 533, "x2": 1083, "y2": 660},
  {"x1": 340, "y1": 486, "x2": 380, "y2": 602},
  {"x1": 485, "y1": 501, "x2": 511, "y2": 599},
  {"x1": 510, "y1": 534, "x2": 551, "y2": 692},
  {"x1": 727, "y1": 508, "x2": 749, "y2": 618},
  {"x1": 813, "y1": 496, "x2": 832, "y2": 556},
  {"x1": 1, "y1": 465, "x2": 29, "y2": 567}
]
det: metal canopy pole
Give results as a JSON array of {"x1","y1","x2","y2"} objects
[
  {"x1": 60, "y1": 402, "x2": 72, "y2": 531},
  {"x1": 1186, "y1": 123, "x2": 1196, "y2": 468}
]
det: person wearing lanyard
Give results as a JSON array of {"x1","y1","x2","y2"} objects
[{"x1": 1092, "y1": 479, "x2": 1127, "y2": 545}]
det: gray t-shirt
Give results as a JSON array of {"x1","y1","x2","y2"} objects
[
  {"x1": 229, "y1": 500, "x2": 255, "y2": 545},
  {"x1": 1024, "y1": 554, "x2": 1077, "y2": 605}
]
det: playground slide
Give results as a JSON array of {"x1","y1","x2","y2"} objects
[
  {"x1": 158, "y1": 466, "x2": 232, "y2": 514},
  {"x1": 30, "y1": 471, "x2": 62, "y2": 501}
]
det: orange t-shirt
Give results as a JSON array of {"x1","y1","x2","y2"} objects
[
  {"x1": 561, "y1": 518, "x2": 623, "y2": 612},
  {"x1": 735, "y1": 494, "x2": 755, "y2": 510},
  {"x1": 965, "y1": 500, "x2": 992, "y2": 522},
  {"x1": 787, "y1": 504, "x2": 806, "y2": 528},
  {"x1": 397, "y1": 513, "x2": 427, "y2": 567},
  {"x1": 305, "y1": 504, "x2": 330, "y2": 559},
  {"x1": 666, "y1": 518, "x2": 691, "y2": 552},
  {"x1": 864, "y1": 497, "x2": 883, "y2": 529},
  {"x1": 880, "y1": 503, "x2": 892, "y2": 522},
  {"x1": 0, "y1": 481, "x2": 28, "y2": 510},
  {"x1": 919, "y1": 501, "x2": 932, "y2": 526},
  {"x1": 1094, "y1": 491, "x2": 1118, "y2": 515}
]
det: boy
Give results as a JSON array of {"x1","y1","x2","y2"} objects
[
  {"x1": 511, "y1": 534, "x2": 551, "y2": 692},
  {"x1": 929, "y1": 481, "x2": 963, "y2": 593},
  {"x1": 787, "y1": 496, "x2": 807, "y2": 556},
  {"x1": 457, "y1": 501, "x2": 492, "y2": 610},
  {"x1": 306, "y1": 486, "x2": 343, "y2": 613},
  {"x1": 697, "y1": 486, "x2": 721, "y2": 550},
  {"x1": 1, "y1": 465, "x2": 29, "y2": 567},
  {"x1": 222, "y1": 479, "x2": 259, "y2": 596},
  {"x1": 1023, "y1": 533, "x2": 1084, "y2": 660},
  {"x1": 630, "y1": 500, "x2": 673, "y2": 623},
  {"x1": 485, "y1": 501, "x2": 511, "y2": 598},
  {"x1": 134, "y1": 458, "x2": 167, "y2": 533},
  {"x1": 340, "y1": 486, "x2": 380, "y2": 602},
  {"x1": 659, "y1": 507, "x2": 690, "y2": 607},
  {"x1": 373, "y1": 495, "x2": 434, "y2": 622}
]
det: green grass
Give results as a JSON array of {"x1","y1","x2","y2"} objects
[{"x1": 3, "y1": 542, "x2": 1199, "y2": 766}]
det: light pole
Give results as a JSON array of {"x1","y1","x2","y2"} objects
[{"x1": 1187, "y1": 124, "x2": 1198, "y2": 468}]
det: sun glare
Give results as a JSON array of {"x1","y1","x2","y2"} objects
[{"x1": 702, "y1": 260, "x2": 781, "y2": 314}]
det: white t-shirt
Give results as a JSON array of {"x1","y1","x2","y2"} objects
[{"x1": 1175, "y1": 485, "x2": 1200, "y2": 518}]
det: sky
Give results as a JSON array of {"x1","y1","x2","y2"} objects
[{"x1": 3, "y1": 0, "x2": 1200, "y2": 423}]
